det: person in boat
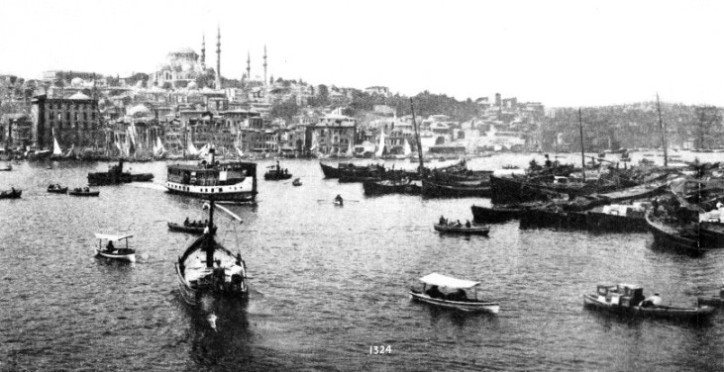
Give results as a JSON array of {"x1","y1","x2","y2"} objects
[
  {"x1": 84, "y1": 187, "x2": 89, "y2": 192},
  {"x1": 544, "y1": 154, "x2": 552, "y2": 168},
  {"x1": 439, "y1": 215, "x2": 446, "y2": 225},
  {"x1": 106, "y1": 240, "x2": 114, "y2": 251},
  {"x1": 335, "y1": 194, "x2": 344, "y2": 205},
  {"x1": 276, "y1": 160, "x2": 281, "y2": 173},
  {"x1": 456, "y1": 220, "x2": 462, "y2": 227},
  {"x1": 448, "y1": 289, "x2": 467, "y2": 301},
  {"x1": 426, "y1": 285, "x2": 444, "y2": 299},
  {"x1": 184, "y1": 217, "x2": 190, "y2": 226},
  {"x1": 640, "y1": 293, "x2": 662, "y2": 308}
]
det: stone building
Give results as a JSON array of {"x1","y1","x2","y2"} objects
[{"x1": 31, "y1": 93, "x2": 101, "y2": 150}]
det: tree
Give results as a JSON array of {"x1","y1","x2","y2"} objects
[{"x1": 694, "y1": 106, "x2": 722, "y2": 150}]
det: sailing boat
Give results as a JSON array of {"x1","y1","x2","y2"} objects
[
  {"x1": 50, "y1": 129, "x2": 64, "y2": 160},
  {"x1": 62, "y1": 144, "x2": 75, "y2": 159},
  {"x1": 175, "y1": 151, "x2": 249, "y2": 307},
  {"x1": 153, "y1": 136, "x2": 166, "y2": 159},
  {"x1": 187, "y1": 141, "x2": 200, "y2": 159},
  {"x1": 375, "y1": 129, "x2": 386, "y2": 158}
]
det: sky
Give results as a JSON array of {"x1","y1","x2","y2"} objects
[{"x1": 0, "y1": 0, "x2": 723, "y2": 107}]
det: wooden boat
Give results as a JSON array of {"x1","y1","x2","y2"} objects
[
  {"x1": 409, "y1": 273, "x2": 499, "y2": 313},
  {"x1": 0, "y1": 164, "x2": 11, "y2": 171},
  {"x1": 519, "y1": 206, "x2": 588, "y2": 230},
  {"x1": 292, "y1": 178, "x2": 302, "y2": 186},
  {"x1": 697, "y1": 289, "x2": 724, "y2": 307},
  {"x1": 175, "y1": 200, "x2": 249, "y2": 306},
  {"x1": 699, "y1": 222, "x2": 724, "y2": 249},
  {"x1": 489, "y1": 175, "x2": 555, "y2": 204},
  {"x1": 644, "y1": 212, "x2": 704, "y2": 254},
  {"x1": 47, "y1": 184, "x2": 69, "y2": 194},
  {"x1": 434, "y1": 222, "x2": 489, "y2": 235},
  {"x1": 471, "y1": 204, "x2": 524, "y2": 223},
  {"x1": 363, "y1": 179, "x2": 421, "y2": 195},
  {"x1": 422, "y1": 179, "x2": 490, "y2": 198},
  {"x1": 94, "y1": 233, "x2": 136, "y2": 262},
  {"x1": 338, "y1": 175, "x2": 380, "y2": 183},
  {"x1": 583, "y1": 283, "x2": 714, "y2": 321},
  {"x1": 585, "y1": 203, "x2": 649, "y2": 232},
  {"x1": 0, "y1": 188, "x2": 21, "y2": 199},
  {"x1": 168, "y1": 222, "x2": 205, "y2": 235},
  {"x1": 69, "y1": 188, "x2": 100, "y2": 197}
]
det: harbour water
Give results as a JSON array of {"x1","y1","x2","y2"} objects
[{"x1": 2, "y1": 154, "x2": 724, "y2": 371}]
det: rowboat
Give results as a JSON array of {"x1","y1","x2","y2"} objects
[
  {"x1": 292, "y1": 178, "x2": 302, "y2": 186},
  {"x1": 264, "y1": 169, "x2": 292, "y2": 180},
  {"x1": 168, "y1": 222, "x2": 205, "y2": 235},
  {"x1": 0, "y1": 188, "x2": 21, "y2": 199},
  {"x1": 434, "y1": 223, "x2": 489, "y2": 235},
  {"x1": 94, "y1": 233, "x2": 136, "y2": 262},
  {"x1": 583, "y1": 283, "x2": 714, "y2": 321},
  {"x1": 47, "y1": 184, "x2": 68, "y2": 194},
  {"x1": 422, "y1": 179, "x2": 490, "y2": 198},
  {"x1": 409, "y1": 273, "x2": 500, "y2": 313},
  {"x1": 69, "y1": 188, "x2": 100, "y2": 197},
  {"x1": 698, "y1": 294, "x2": 724, "y2": 307}
]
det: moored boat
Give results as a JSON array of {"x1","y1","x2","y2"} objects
[
  {"x1": 583, "y1": 283, "x2": 714, "y2": 321},
  {"x1": 88, "y1": 159, "x2": 154, "y2": 186},
  {"x1": 471, "y1": 204, "x2": 524, "y2": 223},
  {"x1": 422, "y1": 179, "x2": 490, "y2": 198},
  {"x1": 409, "y1": 273, "x2": 500, "y2": 313},
  {"x1": 363, "y1": 179, "x2": 421, "y2": 195},
  {"x1": 94, "y1": 233, "x2": 136, "y2": 262},
  {"x1": 264, "y1": 162, "x2": 292, "y2": 180},
  {"x1": 644, "y1": 212, "x2": 703, "y2": 254}
]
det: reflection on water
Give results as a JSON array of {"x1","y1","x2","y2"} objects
[{"x1": 1, "y1": 157, "x2": 724, "y2": 371}]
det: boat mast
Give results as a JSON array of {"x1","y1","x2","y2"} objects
[
  {"x1": 578, "y1": 108, "x2": 585, "y2": 182},
  {"x1": 205, "y1": 196, "x2": 216, "y2": 269},
  {"x1": 656, "y1": 93, "x2": 667, "y2": 167},
  {"x1": 410, "y1": 98, "x2": 424, "y2": 176}
]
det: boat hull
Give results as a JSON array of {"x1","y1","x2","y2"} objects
[
  {"x1": 95, "y1": 249, "x2": 136, "y2": 263},
  {"x1": 69, "y1": 191, "x2": 100, "y2": 197},
  {"x1": 434, "y1": 223, "x2": 489, "y2": 235},
  {"x1": 409, "y1": 291, "x2": 499, "y2": 313},
  {"x1": 470, "y1": 204, "x2": 522, "y2": 223},
  {"x1": 168, "y1": 222, "x2": 204, "y2": 235},
  {"x1": 175, "y1": 263, "x2": 248, "y2": 307},
  {"x1": 645, "y1": 213, "x2": 703, "y2": 254},
  {"x1": 583, "y1": 293, "x2": 714, "y2": 320},
  {"x1": 422, "y1": 180, "x2": 490, "y2": 198},
  {"x1": 47, "y1": 187, "x2": 69, "y2": 194}
]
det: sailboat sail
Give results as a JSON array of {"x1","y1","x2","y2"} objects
[
  {"x1": 375, "y1": 130, "x2": 386, "y2": 157},
  {"x1": 63, "y1": 144, "x2": 75, "y2": 158},
  {"x1": 187, "y1": 141, "x2": 199, "y2": 156},
  {"x1": 402, "y1": 138, "x2": 412, "y2": 156},
  {"x1": 235, "y1": 146, "x2": 244, "y2": 158},
  {"x1": 52, "y1": 130, "x2": 63, "y2": 156},
  {"x1": 346, "y1": 139, "x2": 353, "y2": 156}
]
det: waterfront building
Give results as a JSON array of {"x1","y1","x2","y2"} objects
[
  {"x1": 0, "y1": 114, "x2": 33, "y2": 151},
  {"x1": 305, "y1": 114, "x2": 356, "y2": 156},
  {"x1": 31, "y1": 93, "x2": 101, "y2": 151}
]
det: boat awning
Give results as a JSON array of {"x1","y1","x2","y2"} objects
[
  {"x1": 94, "y1": 233, "x2": 133, "y2": 241},
  {"x1": 419, "y1": 273, "x2": 479, "y2": 289}
]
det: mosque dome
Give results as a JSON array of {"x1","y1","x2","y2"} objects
[
  {"x1": 71, "y1": 77, "x2": 84, "y2": 87},
  {"x1": 128, "y1": 104, "x2": 151, "y2": 117},
  {"x1": 187, "y1": 81, "x2": 198, "y2": 90}
]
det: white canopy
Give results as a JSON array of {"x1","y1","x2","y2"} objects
[
  {"x1": 94, "y1": 233, "x2": 133, "y2": 241},
  {"x1": 419, "y1": 273, "x2": 479, "y2": 289}
]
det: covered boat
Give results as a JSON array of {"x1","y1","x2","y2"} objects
[
  {"x1": 88, "y1": 159, "x2": 154, "y2": 186},
  {"x1": 94, "y1": 233, "x2": 136, "y2": 262},
  {"x1": 583, "y1": 283, "x2": 714, "y2": 321},
  {"x1": 168, "y1": 221, "x2": 205, "y2": 235},
  {"x1": 175, "y1": 201, "x2": 249, "y2": 306},
  {"x1": 264, "y1": 162, "x2": 292, "y2": 180},
  {"x1": 434, "y1": 222, "x2": 490, "y2": 235},
  {"x1": 409, "y1": 273, "x2": 500, "y2": 313}
]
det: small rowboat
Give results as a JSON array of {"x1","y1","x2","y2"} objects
[
  {"x1": 47, "y1": 185, "x2": 68, "y2": 194},
  {"x1": 292, "y1": 178, "x2": 302, "y2": 186},
  {"x1": 698, "y1": 295, "x2": 724, "y2": 307},
  {"x1": 94, "y1": 233, "x2": 136, "y2": 263},
  {"x1": 69, "y1": 189, "x2": 100, "y2": 197},
  {"x1": 583, "y1": 283, "x2": 714, "y2": 321},
  {"x1": 0, "y1": 188, "x2": 21, "y2": 199},
  {"x1": 168, "y1": 222, "x2": 205, "y2": 235},
  {"x1": 409, "y1": 273, "x2": 500, "y2": 313},
  {"x1": 434, "y1": 223, "x2": 489, "y2": 235}
]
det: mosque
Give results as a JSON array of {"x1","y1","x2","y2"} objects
[{"x1": 151, "y1": 27, "x2": 269, "y2": 92}]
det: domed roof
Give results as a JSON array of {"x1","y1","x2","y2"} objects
[
  {"x1": 69, "y1": 92, "x2": 91, "y2": 100},
  {"x1": 187, "y1": 82, "x2": 198, "y2": 90},
  {"x1": 128, "y1": 104, "x2": 151, "y2": 117},
  {"x1": 71, "y1": 77, "x2": 84, "y2": 87}
]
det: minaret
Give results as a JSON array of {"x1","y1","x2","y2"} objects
[
  {"x1": 246, "y1": 51, "x2": 251, "y2": 81},
  {"x1": 263, "y1": 45, "x2": 268, "y2": 86},
  {"x1": 215, "y1": 26, "x2": 221, "y2": 89},
  {"x1": 200, "y1": 34, "x2": 206, "y2": 70}
]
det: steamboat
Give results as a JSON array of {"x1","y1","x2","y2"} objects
[{"x1": 166, "y1": 149, "x2": 257, "y2": 202}]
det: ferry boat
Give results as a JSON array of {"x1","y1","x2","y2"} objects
[{"x1": 166, "y1": 149, "x2": 257, "y2": 203}]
